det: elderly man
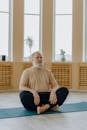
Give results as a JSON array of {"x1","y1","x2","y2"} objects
[{"x1": 19, "y1": 51, "x2": 69, "y2": 114}]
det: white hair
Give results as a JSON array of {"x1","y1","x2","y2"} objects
[{"x1": 31, "y1": 51, "x2": 43, "y2": 58}]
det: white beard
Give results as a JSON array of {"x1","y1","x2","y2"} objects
[{"x1": 34, "y1": 63, "x2": 43, "y2": 68}]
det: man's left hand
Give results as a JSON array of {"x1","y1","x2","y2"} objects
[{"x1": 49, "y1": 92, "x2": 57, "y2": 104}]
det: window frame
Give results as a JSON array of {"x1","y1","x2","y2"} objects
[
  {"x1": 0, "y1": 0, "x2": 12, "y2": 61},
  {"x1": 53, "y1": 0, "x2": 72, "y2": 62},
  {"x1": 23, "y1": 0, "x2": 42, "y2": 60}
]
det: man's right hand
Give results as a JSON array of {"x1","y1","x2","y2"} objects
[{"x1": 32, "y1": 91, "x2": 40, "y2": 105}]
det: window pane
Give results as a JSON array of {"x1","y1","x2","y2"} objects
[
  {"x1": 0, "y1": 0, "x2": 9, "y2": 12},
  {"x1": 84, "y1": 0, "x2": 87, "y2": 61},
  {"x1": 56, "y1": 0, "x2": 72, "y2": 14},
  {"x1": 24, "y1": 0, "x2": 40, "y2": 14},
  {"x1": 24, "y1": 15, "x2": 40, "y2": 58},
  {"x1": 0, "y1": 13, "x2": 9, "y2": 56},
  {"x1": 55, "y1": 15, "x2": 72, "y2": 61}
]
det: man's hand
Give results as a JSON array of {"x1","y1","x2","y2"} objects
[
  {"x1": 32, "y1": 91, "x2": 40, "y2": 105},
  {"x1": 49, "y1": 92, "x2": 57, "y2": 105}
]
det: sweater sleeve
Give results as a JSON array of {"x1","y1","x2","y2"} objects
[
  {"x1": 49, "y1": 71, "x2": 59, "y2": 89},
  {"x1": 19, "y1": 69, "x2": 29, "y2": 88}
]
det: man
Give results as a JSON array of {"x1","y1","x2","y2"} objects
[{"x1": 19, "y1": 51, "x2": 69, "y2": 114}]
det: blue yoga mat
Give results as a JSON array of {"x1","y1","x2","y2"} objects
[{"x1": 0, "y1": 102, "x2": 87, "y2": 119}]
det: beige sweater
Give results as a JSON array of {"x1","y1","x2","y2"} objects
[{"x1": 19, "y1": 66, "x2": 58, "y2": 92}]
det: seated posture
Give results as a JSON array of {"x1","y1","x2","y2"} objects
[{"x1": 19, "y1": 51, "x2": 69, "y2": 114}]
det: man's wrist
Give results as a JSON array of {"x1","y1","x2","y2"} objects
[
  {"x1": 50, "y1": 90, "x2": 56, "y2": 95},
  {"x1": 51, "y1": 88, "x2": 56, "y2": 92},
  {"x1": 51, "y1": 86, "x2": 59, "y2": 93},
  {"x1": 31, "y1": 89, "x2": 36, "y2": 95}
]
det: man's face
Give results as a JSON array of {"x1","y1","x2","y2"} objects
[{"x1": 32, "y1": 53, "x2": 44, "y2": 67}]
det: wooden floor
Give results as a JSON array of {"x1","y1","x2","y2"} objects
[{"x1": 0, "y1": 92, "x2": 87, "y2": 130}]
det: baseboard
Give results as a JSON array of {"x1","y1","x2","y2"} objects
[
  {"x1": 0, "y1": 88, "x2": 87, "y2": 93},
  {"x1": 0, "y1": 89, "x2": 19, "y2": 93},
  {"x1": 69, "y1": 89, "x2": 87, "y2": 93}
]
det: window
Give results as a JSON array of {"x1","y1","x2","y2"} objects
[
  {"x1": 0, "y1": 0, "x2": 10, "y2": 60},
  {"x1": 54, "y1": 0, "x2": 72, "y2": 61},
  {"x1": 24, "y1": 0, "x2": 41, "y2": 60},
  {"x1": 84, "y1": 0, "x2": 87, "y2": 61}
]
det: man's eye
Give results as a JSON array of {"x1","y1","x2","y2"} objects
[{"x1": 35, "y1": 57, "x2": 42, "y2": 59}]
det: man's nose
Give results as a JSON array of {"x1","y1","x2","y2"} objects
[
  {"x1": 38, "y1": 58, "x2": 42, "y2": 61},
  {"x1": 38, "y1": 58, "x2": 42, "y2": 62}
]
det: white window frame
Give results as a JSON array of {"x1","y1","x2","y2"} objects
[
  {"x1": 0, "y1": 0, "x2": 12, "y2": 61},
  {"x1": 83, "y1": 0, "x2": 87, "y2": 62},
  {"x1": 53, "y1": 0, "x2": 72, "y2": 62},
  {"x1": 24, "y1": 0, "x2": 42, "y2": 60}
]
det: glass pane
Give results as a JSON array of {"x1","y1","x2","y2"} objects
[
  {"x1": 56, "y1": 0, "x2": 72, "y2": 14},
  {"x1": 0, "y1": 0, "x2": 9, "y2": 12},
  {"x1": 0, "y1": 13, "x2": 9, "y2": 56},
  {"x1": 24, "y1": 15, "x2": 40, "y2": 59},
  {"x1": 24, "y1": 0, "x2": 40, "y2": 14},
  {"x1": 55, "y1": 15, "x2": 72, "y2": 61},
  {"x1": 84, "y1": 0, "x2": 87, "y2": 61}
]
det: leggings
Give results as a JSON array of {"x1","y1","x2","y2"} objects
[{"x1": 19, "y1": 87, "x2": 69, "y2": 111}]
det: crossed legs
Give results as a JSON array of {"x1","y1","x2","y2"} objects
[{"x1": 19, "y1": 87, "x2": 69, "y2": 114}]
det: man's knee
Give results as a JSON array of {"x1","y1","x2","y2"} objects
[
  {"x1": 20, "y1": 91, "x2": 32, "y2": 97},
  {"x1": 56, "y1": 87, "x2": 69, "y2": 96},
  {"x1": 19, "y1": 91, "x2": 34, "y2": 103},
  {"x1": 61, "y1": 87, "x2": 69, "y2": 95},
  {"x1": 19, "y1": 91, "x2": 36, "y2": 111}
]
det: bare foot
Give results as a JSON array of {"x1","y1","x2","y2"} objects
[
  {"x1": 37, "y1": 104, "x2": 50, "y2": 114},
  {"x1": 51, "y1": 105, "x2": 59, "y2": 111}
]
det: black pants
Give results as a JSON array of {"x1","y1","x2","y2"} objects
[{"x1": 19, "y1": 87, "x2": 69, "y2": 111}]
